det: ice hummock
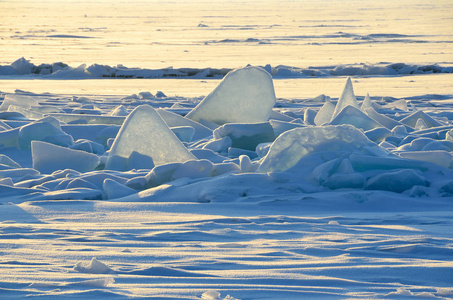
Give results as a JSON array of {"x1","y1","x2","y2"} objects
[
  {"x1": 258, "y1": 125, "x2": 385, "y2": 173},
  {"x1": 186, "y1": 66, "x2": 277, "y2": 125}
]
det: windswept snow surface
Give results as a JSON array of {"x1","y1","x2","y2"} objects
[{"x1": 0, "y1": 71, "x2": 452, "y2": 299}]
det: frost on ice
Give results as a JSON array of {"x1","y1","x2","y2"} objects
[
  {"x1": 106, "y1": 105, "x2": 196, "y2": 171},
  {"x1": 186, "y1": 66, "x2": 277, "y2": 125}
]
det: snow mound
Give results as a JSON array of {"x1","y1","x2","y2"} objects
[{"x1": 73, "y1": 258, "x2": 115, "y2": 274}]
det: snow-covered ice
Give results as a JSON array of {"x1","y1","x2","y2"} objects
[
  {"x1": 1, "y1": 0, "x2": 453, "y2": 298},
  {"x1": 0, "y1": 68, "x2": 453, "y2": 299}
]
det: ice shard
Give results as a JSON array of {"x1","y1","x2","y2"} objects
[
  {"x1": 400, "y1": 110, "x2": 442, "y2": 128},
  {"x1": 106, "y1": 105, "x2": 195, "y2": 171},
  {"x1": 185, "y1": 66, "x2": 277, "y2": 125},
  {"x1": 314, "y1": 101, "x2": 335, "y2": 126},
  {"x1": 331, "y1": 77, "x2": 359, "y2": 120},
  {"x1": 157, "y1": 108, "x2": 212, "y2": 141}
]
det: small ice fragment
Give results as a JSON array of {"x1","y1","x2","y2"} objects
[
  {"x1": 157, "y1": 108, "x2": 212, "y2": 141},
  {"x1": 256, "y1": 142, "x2": 272, "y2": 158},
  {"x1": 349, "y1": 153, "x2": 430, "y2": 172},
  {"x1": 311, "y1": 158, "x2": 342, "y2": 183},
  {"x1": 444, "y1": 129, "x2": 453, "y2": 143},
  {"x1": 400, "y1": 110, "x2": 441, "y2": 128},
  {"x1": 103, "y1": 178, "x2": 138, "y2": 199},
  {"x1": 125, "y1": 176, "x2": 147, "y2": 190},
  {"x1": 309, "y1": 94, "x2": 329, "y2": 103},
  {"x1": 202, "y1": 291, "x2": 221, "y2": 300},
  {"x1": 66, "y1": 178, "x2": 99, "y2": 190},
  {"x1": 364, "y1": 127, "x2": 392, "y2": 143},
  {"x1": 398, "y1": 150, "x2": 453, "y2": 168},
  {"x1": 365, "y1": 107, "x2": 405, "y2": 130},
  {"x1": 322, "y1": 173, "x2": 365, "y2": 189},
  {"x1": 145, "y1": 162, "x2": 182, "y2": 188},
  {"x1": 73, "y1": 257, "x2": 114, "y2": 274},
  {"x1": 186, "y1": 66, "x2": 276, "y2": 125},
  {"x1": 109, "y1": 105, "x2": 129, "y2": 116},
  {"x1": 422, "y1": 140, "x2": 453, "y2": 152},
  {"x1": 364, "y1": 169, "x2": 429, "y2": 193},
  {"x1": 70, "y1": 139, "x2": 105, "y2": 154},
  {"x1": 127, "y1": 151, "x2": 155, "y2": 170},
  {"x1": 440, "y1": 181, "x2": 453, "y2": 195},
  {"x1": 11, "y1": 57, "x2": 34, "y2": 75},
  {"x1": 0, "y1": 94, "x2": 38, "y2": 111},
  {"x1": 329, "y1": 105, "x2": 382, "y2": 131},
  {"x1": 387, "y1": 99, "x2": 408, "y2": 111},
  {"x1": 269, "y1": 109, "x2": 295, "y2": 122},
  {"x1": 202, "y1": 136, "x2": 232, "y2": 153},
  {"x1": 314, "y1": 101, "x2": 335, "y2": 126},
  {"x1": 0, "y1": 177, "x2": 14, "y2": 186},
  {"x1": 190, "y1": 149, "x2": 226, "y2": 164},
  {"x1": 269, "y1": 120, "x2": 304, "y2": 137},
  {"x1": 303, "y1": 108, "x2": 317, "y2": 125},
  {"x1": 106, "y1": 105, "x2": 196, "y2": 171},
  {"x1": 331, "y1": 77, "x2": 359, "y2": 120},
  {"x1": 328, "y1": 220, "x2": 340, "y2": 225},
  {"x1": 18, "y1": 117, "x2": 72, "y2": 150},
  {"x1": 212, "y1": 162, "x2": 240, "y2": 176},
  {"x1": 171, "y1": 159, "x2": 213, "y2": 180},
  {"x1": 0, "y1": 154, "x2": 21, "y2": 168},
  {"x1": 360, "y1": 93, "x2": 373, "y2": 111},
  {"x1": 391, "y1": 125, "x2": 408, "y2": 138},
  {"x1": 0, "y1": 120, "x2": 12, "y2": 131},
  {"x1": 155, "y1": 91, "x2": 166, "y2": 98},
  {"x1": 213, "y1": 122, "x2": 275, "y2": 151},
  {"x1": 32, "y1": 141, "x2": 100, "y2": 174},
  {"x1": 138, "y1": 91, "x2": 154, "y2": 99},
  {"x1": 239, "y1": 155, "x2": 254, "y2": 173},
  {"x1": 415, "y1": 118, "x2": 428, "y2": 130},
  {"x1": 171, "y1": 126, "x2": 195, "y2": 142}
]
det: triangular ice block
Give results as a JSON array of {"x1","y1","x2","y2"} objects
[
  {"x1": 106, "y1": 105, "x2": 195, "y2": 171},
  {"x1": 185, "y1": 66, "x2": 277, "y2": 125},
  {"x1": 331, "y1": 77, "x2": 359, "y2": 120}
]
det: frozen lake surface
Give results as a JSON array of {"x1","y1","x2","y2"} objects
[
  {"x1": 1, "y1": 1, "x2": 453, "y2": 299},
  {"x1": 1, "y1": 0, "x2": 452, "y2": 69}
]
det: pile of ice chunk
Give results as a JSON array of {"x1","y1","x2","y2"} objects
[{"x1": 0, "y1": 67, "x2": 453, "y2": 203}]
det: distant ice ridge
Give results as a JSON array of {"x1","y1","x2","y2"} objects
[{"x1": 1, "y1": 58, "x2": 452, "y2": 79}]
